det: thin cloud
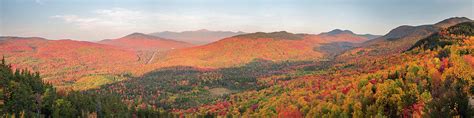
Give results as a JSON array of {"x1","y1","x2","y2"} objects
[
  {"x1": 52, "y1": 8, "x2": 251, "y2": 34},
  {"x1": 34, "y1": 0, "x2": 44, "y2": 5},
  {"x1": 52, "y1": 8, "x2": 148, "y2": 31}
]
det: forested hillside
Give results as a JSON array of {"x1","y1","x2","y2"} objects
[
  {"x1": 0, "y1": 37, "x2": 139, "y2": 87},
  {"x1": 0, "y1": 57, "x2": 178, "y2": 117},
  {"x1": 176, "y1": 21, "x2": 474, "y2": 117},
  {"x1": 84, "y1": 19, "x2": 474, "y2": 117},
  {"x1": 91, "y1": 59, "x2": 331, "y2": 110}
]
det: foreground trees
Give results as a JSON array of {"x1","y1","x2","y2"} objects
[{"x1": 0, "y1": 57, "x2": 170, "y2": 117}]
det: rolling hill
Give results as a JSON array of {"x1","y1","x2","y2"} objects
[
  {"x1": 0, "y1": 37, "x2": 139, "y2": 86},
  {"x1": 99, "y1": 33, "x2": 194, "y2": 51},
  {"x1": 0, "y1": 30, "x2": 375, "y2": 88},
  {"x1": 142, "y1": 30, "x2": 373, "y2": 70}
]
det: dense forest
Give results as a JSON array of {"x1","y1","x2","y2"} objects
[
  {"x1": 90, "y1": 59, "x2": 331, "y2": 111},
  {"x1": 0, "y1": 57, "x2": 178, "y2": 117}
]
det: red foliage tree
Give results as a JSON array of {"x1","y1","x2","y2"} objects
[{"x1": 277, "y1": 105, "x2": 303, "y2": 118}]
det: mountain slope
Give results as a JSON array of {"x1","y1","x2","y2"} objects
[
  {"x1": 337, "y1": 17, "x2": 472, "y2": 61},
  {"x1": 358, "y1": 34, "x2": 381, "y2": 40},
  {"x1": 433, "y1": 17, "x2": 472, "y2": 28},
  {"x1": 408, "y1": 21, "x2": 474, "y2": 51},
  {"x1": 143, "y1": 31, "x2": 369, "y2": 69},
  {"x1": 0, "y1": 37, "x2": 139, "y2": 85},
  {"x1": 150, "y1": 29, "x2": 246, "y2": 45},
  {"x1": 318, "y1": 29, "x2": 377, "y2": 43},
  {"x1": 155, "y1": 31, "x2": 324, "y2": 67},
  {"x1": 99, "y1": 33, "x2": 194, "y2": 51},
  {"x1": 320, "y1": 29, "x2": 380, "y2": 40}
]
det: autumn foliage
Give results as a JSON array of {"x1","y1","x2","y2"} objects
[{"x1": 0, "y1": 18, "x2": 472, "y2": 117}]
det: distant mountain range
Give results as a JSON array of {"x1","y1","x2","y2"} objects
[
  {"x1": 319, "y1": 29, "x2": 381, "y2": 40},
  {"x1": 149, "y1": 29, "x2": 246, "y2": 45},
  {"x1": 98, "y1": 33, "x2": 194, "y2": 51},
  {"x1": 149, "y1": 29, "x2": 379, "y2": 45}
]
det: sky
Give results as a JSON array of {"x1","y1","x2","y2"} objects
[{"x1": 0, "y1": 0, "x2": 472, "y2": 41}]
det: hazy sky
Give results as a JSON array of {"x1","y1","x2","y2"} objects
[{"x1": 0, "y1": 0, "x2": 472, "y2": 41}]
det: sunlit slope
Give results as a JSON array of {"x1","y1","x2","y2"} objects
[
  {"x1": 0, "y1": 37, "x2": 138, "y2": 85},
  {"x1": 149, "y1": 31, "x2": 368, "y2": 68}
]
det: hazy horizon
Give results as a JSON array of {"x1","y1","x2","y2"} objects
[{"x1": 1, "y1": 0, "x2": 473, "y2": 41}]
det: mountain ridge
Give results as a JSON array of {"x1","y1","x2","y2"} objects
[
  {"x1": 138, "y1": 30, "x2": 371, "y2": 71},
  {"x1": 98, "y1": 32, "x2": 194, "y2": 51},
  {"x1": 150, "y1": 29, "x2": 246, "y2": 44},
  {"x1": 319, "y1": 29, "x2": 381, "y2": 40},
  {"x1": 337, "y1": 17, "x2": 472, "y2": 63}
]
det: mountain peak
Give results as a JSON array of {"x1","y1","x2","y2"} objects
[
  {"x1": 122, "y1": 32, "x2": 159, "y2": 39},
  {"x1": 125, "y1": 32, "x2": 147, "y2": 36},
  {"x1": 323, "y1": 29, "x2": 355, "y2": 35},
  {"x1": 149, "y1": 30, "x2": 246, "y2": 44},
  {"x1": 434, "y1": 17, "x2": 472, "y2": 28},
  {"x1": 232, "y1": 31, "x2": 304, "y2": 40},
  {"x1": 383, "y1": 25, "x2": 436, "y2": 40},
  {"x1": 196, "y1": 29, "x2": 210, "y2": 32}
]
